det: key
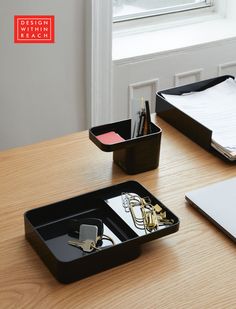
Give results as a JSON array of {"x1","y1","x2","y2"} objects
[
  {"x1": 80, "y1": 239, "x2": 96, "y2": 252},
  {"x1": 68, "y1": 224, "x2": 100, "y2": 252},
  {"x1": 68, "y1": 239, "x2": 96, "y2": 252}
]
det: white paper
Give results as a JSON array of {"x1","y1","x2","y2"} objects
[{"x1": 162, "y1": 78, "x2": 236, "y2": 160}]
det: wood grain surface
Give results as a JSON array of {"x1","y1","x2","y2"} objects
[{"x1": 0, "y1": 116, "x2": 235, "y2": 309}]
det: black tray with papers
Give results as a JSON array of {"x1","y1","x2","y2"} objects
[{"x1": 156, "y1": 75, "x2": 236, "y2": 162}]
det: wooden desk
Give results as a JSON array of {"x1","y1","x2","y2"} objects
[{"x1": 0, "y1": 116, "x2": 235, "y2": 309}]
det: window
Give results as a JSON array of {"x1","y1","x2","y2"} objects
[{"x1": 113, "y1": 0, "x2": 214, "y2": 22}]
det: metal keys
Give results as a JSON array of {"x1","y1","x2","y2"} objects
[
  {"x1": 68, "y1": 222, "x2": 115, "y2": 253},
  {"x1": 68, "y1": 223, "x2": 99, "y2": 253},
  {"x1": 68, "y1": 239, "x2": 97, "y2": 252}
]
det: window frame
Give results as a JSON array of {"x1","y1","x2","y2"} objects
[
  {"x1": 113, "y1": 0, "x2": 215, "y2": 23},
  {"x1": 112, "y1": 0, "x2": 224, "y2": 37}
]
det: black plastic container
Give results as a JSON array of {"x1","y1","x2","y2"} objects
[
  {"x1": 89, "y1": 119, "x2": 162, "y2": 174},
  {"x1": 156, "y1": 75, "x2": 235, "y2": 162},
  {"x1": 24, "y1": 181, "x2": 179, "y2": 283}
]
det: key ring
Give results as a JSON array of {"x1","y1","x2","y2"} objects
[
  {"x1": 99, "y1": 234, "x2": 115, "y2": 246},
  {"x1": 87, "y1": 234, "x2": 115, "y2": 251}
]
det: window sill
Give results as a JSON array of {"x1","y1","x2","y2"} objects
[{"x1": 113, "y1": 17, "x2": 236, "y2": 62}]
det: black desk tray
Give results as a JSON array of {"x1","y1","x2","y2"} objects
[
  {"x1": 156, "y1": 75, "x2": 235, "y2": 162},
  {"x1": 24, "y1": 181, "x2": 179, "y2": 283}
]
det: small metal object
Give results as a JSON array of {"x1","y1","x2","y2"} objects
[
  {"x1": 158, "y1": 219, "x2": 174, "y2": 226},
  {"x1": 153, "y1": 204, "x2": 163, "y2": 213},
  {"x1": 121, "y1": 192, "x2": 174, "y2": 233},
  {"x1": 68, "y1": 224, "x2": 99, "y2": 252},
  {"x1": 97, "y1": 234, "x2": 115, "y2": 246},
  {"x1": 68, "y1": 239, "x2": 96, "y2": 252},
  {"x1": 68, "y1": 222, "x2": 115, "y2": 252}
]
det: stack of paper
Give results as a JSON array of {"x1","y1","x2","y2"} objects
[{"x1": 162, "y1": 78, "x2": 236, "y2": 161}]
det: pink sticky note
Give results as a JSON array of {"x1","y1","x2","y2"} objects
[{"x1": 96, "y1": 131, "x2": 125, "y2": 144}]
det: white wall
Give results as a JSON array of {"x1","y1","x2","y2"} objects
[
  {"x1": 226, "y1": 0, "x2": 236, "y2": 19},
  {"x1": 0, "y1": 0, "x2": 86, "y2": 150}
]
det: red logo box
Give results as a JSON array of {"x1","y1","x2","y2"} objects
[{"x1": 14, "y1": 15, "x2": 55, "y2": 43}]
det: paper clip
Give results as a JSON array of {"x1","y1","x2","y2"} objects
[{"x1": 121, "y1": 193, "x2": 174, "y2": 233}]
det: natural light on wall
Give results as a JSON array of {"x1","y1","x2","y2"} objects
[{"x1": 113, "y1": 0, "x2": 213, "y2": 22}]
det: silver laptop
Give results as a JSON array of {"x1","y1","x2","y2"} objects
[{"x1": 185, "y1": 177, "x2": 236, "y2": 243}]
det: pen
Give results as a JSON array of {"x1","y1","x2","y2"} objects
[
  {"x1": 144, "y1": 100, "x2": 152, "y2": 135},
  {"x1": 139, "y1": 97, "x2": 145, "y2": 136},
  {"x1": 138, "y1": 109, "x2": 145, "y2": 136}
]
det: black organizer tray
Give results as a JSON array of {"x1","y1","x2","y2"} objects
[
  {"x1": 24, "y1": 181, "x2": 179, "y2": 283},
  {"x1": 156, "y1": 75, "x2": 235, "y2": 162}
]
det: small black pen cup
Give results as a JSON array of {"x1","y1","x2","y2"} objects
[{"x1": 89, "y1": 119, "x2": 162, "y2": 174}]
